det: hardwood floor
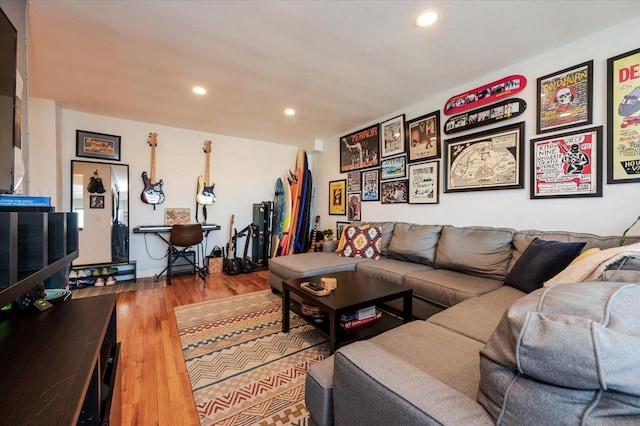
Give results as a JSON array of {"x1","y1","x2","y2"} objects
[{"x1": 115, "y1": 269, "x2": 271, "y2": 425}]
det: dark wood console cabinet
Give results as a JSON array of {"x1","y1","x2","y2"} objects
[{"x1": 0, "y1": 294, "x2": 121, "y2": 425}]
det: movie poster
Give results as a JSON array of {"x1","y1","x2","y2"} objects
[
  {"x1": 340, "y1": 124, "x2": 380, "y2": 172},
  {"x1": 608, "y1": 48, "x2": 640, "y2": 184},
  {"x1": 537, "y1": 61, "x2": 592, "y2": 133},
  {"x1": 531, "y1": 127, "x2": 602, "y2": 199}
]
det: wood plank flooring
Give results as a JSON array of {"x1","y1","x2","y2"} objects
[{"x1": 114, "y1": 269, "x2": 271, "y2": 425}]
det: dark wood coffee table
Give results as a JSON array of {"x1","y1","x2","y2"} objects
[{"x1": 282, "y1": 270, "x2": 412, "y2": 354}]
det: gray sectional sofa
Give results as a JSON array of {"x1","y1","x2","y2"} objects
[{"x1": 267, "y1": 222, "x2": 640, "y2": 425}]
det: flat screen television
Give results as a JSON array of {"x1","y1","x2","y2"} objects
[{"x1": 0, "y1": 7, "x2": 17, "y2": 194}]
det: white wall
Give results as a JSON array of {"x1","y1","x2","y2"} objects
[
  {"x1": 314, "y1": 16, "x2": 640, "y2": 239},
  {"x1": 28, "y1": 106, "x2": 299, "y2": 278}
]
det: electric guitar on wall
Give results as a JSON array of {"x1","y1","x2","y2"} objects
[
  {"x1": 141, "y1": 132, "x2": 165, "y2": 207},
  {"x1": 196, "y1": 140, "x2": 216, "y2": 205}
]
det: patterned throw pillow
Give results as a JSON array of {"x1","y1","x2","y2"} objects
[{"x1": 339, "y1": 226, "x2": 382, "y2": 260}]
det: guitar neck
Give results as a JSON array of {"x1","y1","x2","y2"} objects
[
  {"x1": 205, "y1": 152, "x2": 211, "y2": 185},
  {"x1": 150, "y1": 144, "x2": 157, "y2": 183}
]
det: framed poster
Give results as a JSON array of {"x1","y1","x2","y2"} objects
[
  {"x1": 347, "y1": 171, "x2": 361, "y2": 192},
  {"x1": 381, "y1": 179, "x2": 408, "y2": 204},
  {"x1": 536, "y1": 60, "x2": 593, "y2": 134},
  {"x1": 165, "y1": 208, "x2": 191, "y2": 225},
  {"x1": 347, "y1": 192, "x2": 361, "y2": 221},
  {"x1": 380, "y1": 114, "x2": 406, "y2": 158},
  {"x1": 607, "y1": 47, "x2": 640, "y2": 184},
  {"x1": 329, "y1": 179, "x2": 346, "y2": 215},
  {"x1": 408, "y1": 161, "x2": 439, "y2": 204},
  {"x1": 530, "y1": 126, "x2": 602, "y2": 199},
  {"x1": 381, "y1": 155, "x2": 407, "y2": 180},
  {"x1": 361, "y1": 169, "x2": 380, "y2": 201},
  {"x1": 89, "y1": 195, "x2": 104, "y2": 209},
  {"x1": 336, "y1": 221, "x2": 350, "y2": 240},
  {"x1": 444, "y1": 122, "x2": 525, "y2": 193},
  {"x1": 406, "y1": 111, "x2": 441, "y2": 162},
  {"x1": 340, "y1": 124, "x2": 380, "y2": 172},
  {"x1": 76, "y1": 130, "x2": 121, "y2": 161}
]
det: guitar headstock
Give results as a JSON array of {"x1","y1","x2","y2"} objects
[
  {"x1": 203, "y1": 140, "x2": 212, "y2": 154},
  {"x1": 148, "y1": 132, "x2": 158, "y2": 147}
]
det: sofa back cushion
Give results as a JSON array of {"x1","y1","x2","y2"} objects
[
  {"x1": 478, "y1": 282, "x2": 640, "y2": 424},
  {"x1": 387, "y1": 223, "x2": 442, "y2": 266},
  {"x1": 509, "y1": 230, "x2": 638, "y2": 272},
  {"x1": 434, "y1": 225, "x2": 515, "y2": 280}
]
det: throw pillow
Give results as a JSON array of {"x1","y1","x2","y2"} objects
[
  {"x1": 569, "y1": 247, "x2": 600, "y2": 266},
  {"x1": 504, "y1": 238, "x2": 586, "y2": 293},
  {"x1": 339, "y1": 226, "x2": 382, "y2": 260},
  {"x1": 335, "y1": 223, "x2": 370, "y2": 253}
]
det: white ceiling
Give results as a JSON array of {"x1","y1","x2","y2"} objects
[{"x1": 26, "y1": 1, "x2": 640, "y2": 149}]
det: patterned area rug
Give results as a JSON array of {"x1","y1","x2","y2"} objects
[{"x1": 175, "y1": 290, "x2": 329, "y2": 426}]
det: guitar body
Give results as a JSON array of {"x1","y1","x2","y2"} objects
[
  {"x1": 196, "y1": 175, "x2": 216, "y2": 205},
  {"x1": 141, "y1": 171, "x2": 165, "y2": 205},
  {"x1": 141, "y1": 132, "x2": 165, "y2": 206}
]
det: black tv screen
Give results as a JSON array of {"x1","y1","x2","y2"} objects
[{"x1": 0, "y1": 7, "x2": 16, "y2": 194}]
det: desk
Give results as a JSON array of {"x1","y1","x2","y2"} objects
[{"x1": 133, "y1": 223, "x2": 221, "y2": 282}]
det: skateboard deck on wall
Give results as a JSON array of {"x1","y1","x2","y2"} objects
[
  {"x1": 443, "y1": 74, "x2": 527, "y2": 116},
  {"x1": 444, "y1": 98, "x2": 527, "y2": 135}
]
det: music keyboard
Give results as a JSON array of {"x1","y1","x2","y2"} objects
[{"x1": 133, "y1": 223, "x2": 221, "y2": 233}]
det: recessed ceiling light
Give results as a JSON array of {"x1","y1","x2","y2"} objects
[
  {"x1": 284, "y1": 108, "x2": 295, "y2": 116},
  {"x1": 415, "y1": 10, "x2": 438, "y2": 27},
  {"x1": 192, "y1": 86, "x2": 206, "y2": 95}
]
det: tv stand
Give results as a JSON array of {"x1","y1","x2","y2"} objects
[{"x1": 0, "y1": 294, "x2": 121, "y2": 425}]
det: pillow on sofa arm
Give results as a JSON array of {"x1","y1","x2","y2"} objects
[
  {"x1": 339, "y1": 226, "x2": 382, "y2": 260},
  {"x1": 504, "y1": 238, "x2": 586, "y2": 293}
]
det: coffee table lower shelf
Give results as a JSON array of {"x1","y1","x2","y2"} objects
[{"x1": 288, "y1": 300, "x2": 405, "y2": 352}]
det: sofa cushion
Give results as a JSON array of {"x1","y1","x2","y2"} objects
[
  {"x1": 268, "y1": 252, "x2": 368, "y2": 280},
  {"x1": 427, "y1": 286, "x2": 525, "y2": 343},
  {"x1": 435, "y1": 225, "x2": 515, "y2": 280},
  {"x1": 504, "y1": 238, "x2": 586, "y2": 293},
  {"x1": 355, "y1": 258, "x2": 433, "y2": 286},
  {"x1": 340, "y1": 225, "x2": 382, "y2": 259},
  {"x1": 305, "y1": 356, "x2": 334, "y2": 426},
  {"x1": 478, "y1": 282, "x2": 640, "y2": 424},
  {"x1": 509, "y1": 229, "x2": 636, "y2": 272},
  {"x1": 367, "y1": 321, "x2": 485, "y2": 400},
  {"x1": 336, "y1": 223, "x2": 370, "y2": 252},
  {"x1": 387, "y1": 223, "x2": 442, "y2": 266},
  {"x1": 404, "y1": 268, "x2": 503, "y2": 308}
]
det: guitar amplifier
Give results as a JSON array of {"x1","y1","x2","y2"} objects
[{"x1": 170, "y1": 251, "x2": 196, "y2": 276}]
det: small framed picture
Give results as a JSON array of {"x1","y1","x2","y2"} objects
[
  {"x1": 381, "y1": 179, "x2": 408, "y2": 204},
  {"x1": 336, "y1": 221, "x2": 350, "y2": 240},
  {"x1": 89, "y1": 195, "x2": 104, "y2": 209},
  {"x1": 536, "y1": 60, "x2": 593, "y2": 134},
  {"x1": 76, "y1": 130, "x2": 121, "y2": 161},
  {"x1": 380, "y1": 114, "x2": 406, "y2": 158},
  {"x1": 406, "y1": 111, "x2": 441, "y2": 163},
  {"x1": 408, "y1": 161, "x2": 439, "y2": 204},
  {"x1": 165, "y1": 208, "x2": 191, "y2": 225},
  {"x1": 347, "y1": 171, "x2": 361, "y2": 192},
  {"x1": 329, "y1": 179, "x2": 346, "y2": 215},
  {"x1": 381, "y1": 155, "x2": 407, "y2": 180},
  {"x1": 347, "y1": 192, "x2": 361, "y2": 221},
  {"x1": 530, "y1": 126, "x2": 603, "y2": 199},
  {"x1": 361, "y1": 169, "x2": 380, "y2": 201}
]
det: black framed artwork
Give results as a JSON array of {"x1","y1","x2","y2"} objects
[
  {"x1": 607, "y1": 47, "x2": 640, "y2": 184},
  {"x1": 328, "y1": 179, "x2": 346, "y2": 215},
  {"x1": 406, "y1": 110, "x2": 441, "y2": 163},
  {"x1": 408, "y1": 161, "x2": 439, "y2": 204},
  {"x1": 530, "y1": 126, "x2": 602, "y2": 199},
  {"x1": 361, "y1": 169, "x2": 380, "y2": 201},
  {"x1": 76, "y1": 130, "x2": 121, "y2": 161},
  {"x1": 381, "y1": 179, "x2": 408, "y2": 204},
  {"x1": 380, "y1": 114, "x2": 406, "y2": 158},
  {"x1": 536, "y1": 60, "x2": 593, "y2": 134},
  {"x1": 339, "y1": 124, "x2": 380, "y2": 172},
  {"x1": 444, "y1": 122, "x2": 525, "y2": 193},
  {"x1": 380, "y1": 155, "x2": 407, "y2": 180}
]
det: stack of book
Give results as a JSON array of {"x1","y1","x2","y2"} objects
[{"x1": 340, "y1": 306, "x2": 381, "y2": 329}]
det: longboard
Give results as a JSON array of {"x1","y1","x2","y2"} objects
[
  {"x1": 444, "y1": 98, "x2": 527, "y2": 135},
  {"x1": 294, "y1": 154, "x2": 312, "y2": 253},
  {"x1": 443, "y1": 74, "x2": 527, "y2": 116},
  {"x1": 285, "y1": 150, "x2": 306, "y2": 255},
  {"x1": 275, "y1": 174, "x2": 292, "y2": 256}
]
